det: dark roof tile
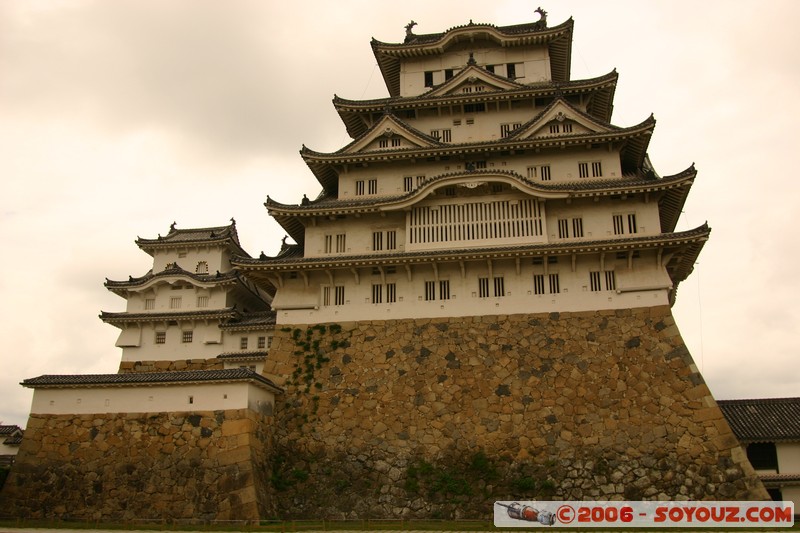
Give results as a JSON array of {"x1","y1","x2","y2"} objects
[{"x1": 718, "y1": 397, "x2": 800, "y2": 442}]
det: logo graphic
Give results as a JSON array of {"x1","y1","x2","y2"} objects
[{"x1": 496, "y1": 501, "x2": 556, "y2": 526}]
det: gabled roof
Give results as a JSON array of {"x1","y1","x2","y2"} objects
[
  {"x1": 300, "y1": 115, "x2": 655, "y2": 193},
  {"x1": 372, "y1": 18, "x2": 574, "y2": 96},
  {"x1": 718, "y1": 397, "x2": 800, "y2": 443},
  {"x1": 266, "y1": 167, "x2": 693, "y2": 245},
  {"x1": 511, "y1": 96, "x2": 615, "y2": 139},
  {"x1": 425, "y1": 63, "x2": 526, "y2": 97},
  {"x1": 104, "y1": 264, "x2": 240, "y2": 296},
  {"x1": 136, "y1": 220, "x2": 249, "y2": 258},
  {"x1": 22, "y1": 369, "x2": 283, "y2": 394},
  {"x1": 334, "y1": 71, "x2": 618, "y2": 139}
]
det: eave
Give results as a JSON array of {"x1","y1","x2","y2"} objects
[
  {"x1": 300, "y1": 116, "x2": 655, "y2": 192},
  {"x1": 21, "y1": 369, "x2": 283, "y2": 394},
  {"x1": 99, "y1": 307, "x2": 240, "y2": 327},
  {"x1": 104, "y1": 267, "x2": 240, "y2": 297},
  {"x1": 234, "y1": 225, "x2": 709, "y2": 295},
  {"x1": 372, "y1": 19, "x2": 574, "y2": 97},
  {"x1": 334, "y1": 71, "x2": 618, "y2": 139}
]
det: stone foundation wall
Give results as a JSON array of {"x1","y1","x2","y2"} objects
[
  {"x1": 263, "y1": 307, "x2": 767, "y2": 518},
  {"x1": 118, "y1": 359, "x2": 223, "y2": 373},
  {"x1": 0, "y1": 408, "x2": 275, "y2": 521}
]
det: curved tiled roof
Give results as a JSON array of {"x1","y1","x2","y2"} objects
[
  {"x1": 264, "y1": 167, "x2": 694, "y2": 244},
  {"x1": 300, "y1": 115, "x2": 654, "y2": 194},
  {"x1": 136, "y1": 221, "x2": 250, "y2": 258},
  {"x1": 0, "y1": 425, "x2": 22, "y2": 436},
  {"x1": 99, "y1": 307, "x2": 240, "y2": 325},
  {"x1": 216, "y1": 351, "x2": 268, "y2": 361},
  {"x1": 105, "y1": 264, "x2": 240, "y2": 292},
  {"x1": 718, "y1": 397, "x2": 800, "y2": 442},
  {"x1": 372, "y1": 18, "x2": 574, "y2": 96},
  {"x1": 219, "y1": 311, "x2": 277, "y2": 331},
  {"x1": 22, "y1": 369, "x2": 282, "y2": 393},
  {"x1": 334, "y1": 71, "x2": 618, "y2": 139}
]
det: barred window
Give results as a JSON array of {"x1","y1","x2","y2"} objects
[
  {"x1": 533, "y1": 274, "x2": 545, "y2": 295},
  {"x1": 335, "y1": 234, "x2": 346, "y2": 253},
  {"x1": 386, "y1": 283, "x2": 397, "y2": 303},
  {"x1": 387, "y1": 230, "x2": 397, "y2": 250},
  {"x1": 324, "y1": 234, "x2": 333, "y2": 253},
  {"x1": 592, "y1": 161, "x2": 602, "y2": 177},
  {"x1": 368, "y1": 178, "x2": 377, "y2": 194},
  {"x1": 372, "y1": 284, "x2": 383, "y2": 304},
  {"x1": 540, "y1": 165, "x2": 551, "y2": 181},
  {"x1": 356, "y1": 180, "x2": 365, "y2": 195},
  {"x1": 558, "y1": 219, "x2": 569, "y2": 239},
  {"x1": 372, "y1": 231, "x2": 383, "y2": 251},
  {"x1": 155, "y1": 331, "x2": 166, "y2": 344},
  {"x1": 590, "y1": 271, "x2": 615, "y2": 291},
  {"x1": 170, "y1": 297, "x2": 182, "y2": 309},
  {"x1": 196, "y1": 296, "x2": 208, "y2": 308},
  {"x1": 605, "y1": 271, "x2": 616, "y2": 291},
  {"x1": 182, "y1": 331, "x2": 193, "y2": 343},
  {"x1": 196, "y1": 261, "x2": 208, "y2": 274},
  {"x1": 549, "y1": 273, "x2": 560, "y2": 294},
  {"x1": 572, "y1": 217, "x2": 584, "y2": 238},
  {"x1": 493, "y1": 276, "x2": 505, "y2": 297},
  {"x1": 334, "y1": 286, "x2": 345, "y2": 306},
  {"x1": 257, "y1": 336, "x2": 266, "y2": 349},
  {"x1": 478, "y1": 277, "x2": 490, "y2": 298},
  {"x1": 403, "y1": 176, "x2": 413, "y2": 192},
  {"x1": 439, "y1": 280, "x2": 450, "y2": 300},
  {"x1": 424, "y1": 281, "x2": 436, "y2": 301},
  {"x1": 145, "y1": 298, "x2": 155, "y2": 310},
  {"x1": 240, "y1": 337, "x2": 248, "y2": 350},
  {"x1": 579, "y1": 162, "x2": 589, "y2": 178},
  {"x1": 613, "y1": 214, "x2": 637, "y2": 235},
  {"x1": 378, "y1": 139, "x2": 388, "y2": 148},
  {"x1": 391, "y1": 138, "x2": 401, "y2": 147}
]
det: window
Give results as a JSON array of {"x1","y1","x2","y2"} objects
[
  {"x1": 403, "y1": 176, "x2": 413, "y2": 192},
  {"x1": 613, "y1": 214, "x2": 637, "y2": 235},
  {"x1": 323, "y1": 286, "x2": 331, "y2": 306},
  {"x1": 563, "y1": 123, "x2": 573, "y2": 133},
  {"x1": 155, "y1": 331, "x2": 166, "y2": 344},
  {"x1": 356, "y1": 180, "x2": 365, "y2": 195},
  {"x1": 372, "y1": 231, "x2": 383, "y2": 251},
  {"x1": 506, "y1": 63, "x2": 516, "y2": 79},
  {"x1": 439, "y1": 280, "x2": 450, "y2": 300},
  {"x1": 334, "y1": 285, "x2": 346, "y2": 306},
  {"x1": 424, "y1": 71, "x2": 434, "y2": 87},
  {"x1": 196, "y1": 296, "x2": 209, "y2": 308},
  {"x1": 391, "y1": 138, "x2": 401, "y2": 147},
  {"x1": 462, "y1": 86, "x2": 473, "y2": 94},
  {"x1": 324, "y1": 234, "x2": 333, "y2": 254},
  {"x1": 336, "y1": 234, "x2": 346, "y2": 253},
  {"x1": 605, "y1": 271, "x2": 616, "y2": 291},
  {"x1": 580, "y1": 161, "x2": 602, "y2": 178},
  {"x1": 464, "y1": 103, "x2": 485, "y2": 113},
  {"x1": 182, "y1": 331, "x2": 193, "y2": 343},
  {"x1": 486, "y1": 64, "x2": 495, "y2": 74},
  {"x1": 500, "y1": 123, "x2": 521, "y2": 136},
  {"x1": 444, "y1": 68, "x2": 454, "y2": 80},
  {"x1": 416, "y1": 175, "x2": 426, "y2": 187},
  {"x1": 368, "y1": 178, "x2": 377, "y2": 194},
  {"x1": 196, "y1": 261, "x2": 208, "y2": 274},
  {"x1": 549, "y1": 273, "x2": 560, "y2": 294},
  {"x1": 494, "y1": 276, "x2": 505, "y2": 297},
  {"x1": 387, "y1": 283, "x2": 397, "y2": 303},
  {"x1": 540, "y1": 165, "x2": 551, "y2": 181},
  {"x1": 557, "y1": 217, "x2": 583, "y2": 239},
  {"x1": 533, "y1": 274, "x2": 545, "y2": 295},
  {"x1": 170, "y1": 297, "x2": 182, "y2": 309},
  {"x1": 430, "y1": 129, "x2": 452, "y2": 142},
  {"x1": 387, "y1": 230, "x2": 397, "y2": 250},
  {"x1": 590, "y1": 271, "x2": 616, "y2": 292},
  {"x1": 558, "y1": 219, "x2": 569, "y2": 239},
  {"x1": 572, "y1": 217, "x2": 584, "y2": 238},
  {"x1": 240, "y1": 337, "x2": 248, "y2": 350},
  {"x1": 478, "y1": 277, "x2": 490, "y2": 298},
  {"x1": 257, "y1": 336, "x2": 266, "y2": 349},
  {"x1": 549, "y1": 124, "x2": 560, "y2": 134},
  {"x1": 267, "y1": 336, "x2": 273, "y2": 348},
  {"x1": 372, "y1": 284, "x2": 383, "y2": 304},
  {"x1": 424, "y1": 281, "x2": 436, "y2": 301},
  {"x1": 145, "y1": 298, "x2": 155, "y2": 310}
]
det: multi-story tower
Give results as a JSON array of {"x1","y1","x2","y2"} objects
[
  {"x1": 235, "y1": 15, "x2": 706, "y2": 325},
  {"x1": 233, "y1": 12, "x2": 766, "y2": 516},
  {"x1": 103, "y1": 221, "x2": 277, "y2": 373}
]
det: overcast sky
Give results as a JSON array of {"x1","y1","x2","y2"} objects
[{"x1": 1, "y1": 0, "x2": 799, "y2": 428}]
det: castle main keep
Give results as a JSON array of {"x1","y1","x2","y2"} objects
[{"x1": 0, "y1": 9, "x2": 768, "y2": 520}]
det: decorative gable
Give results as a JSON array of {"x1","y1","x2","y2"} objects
[
  {"x1": 339, "y1": 114, "x2": 440, "y2": 154},
  {"x1": 426, "y1": 64, "x2": 523, "y2": 98},
  {"x1": 513, "y1": 99, "x2": 614, "y2": 140}
]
